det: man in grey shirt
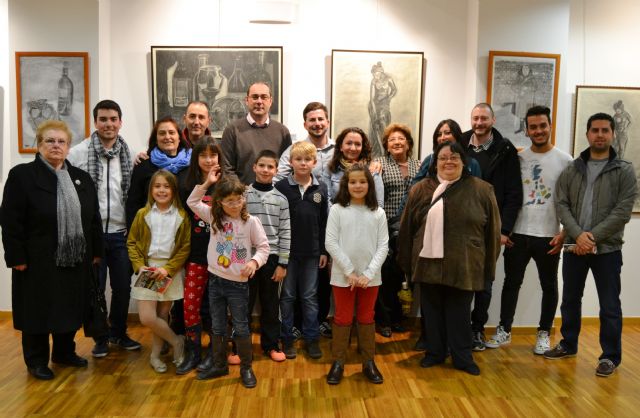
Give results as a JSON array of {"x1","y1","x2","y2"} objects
[{"x1": 545, "y1": 112, "x2": 637, "y2": 378}]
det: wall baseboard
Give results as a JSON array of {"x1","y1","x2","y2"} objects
[{"x1": 1, "y1": 312, "x2": 639, "y2": 332}]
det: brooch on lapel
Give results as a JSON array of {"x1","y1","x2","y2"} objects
[{"x1": 75, "y1": 179, "x2": 81, "y2": 185}]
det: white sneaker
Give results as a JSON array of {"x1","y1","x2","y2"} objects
[
  {"x1": 485, "y1": 325, "x2": 511, "y2": 349},
  {"x1": 533, "y1": 330, "x2": 551, "y2": 355}
]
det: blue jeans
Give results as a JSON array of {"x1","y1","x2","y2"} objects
[
  {"x1": 560, "y1": 251, "x2": 623, "y2": 365},
  {"x1": 280, "y1": 256, "x2": 320, "y2": 342},
  {"x1": 500, "y1": 233, "x2": 559, "y2": 332},
  {"x1": 208, "y1": 273, "x2": 250, "y2": 338},
  {"x1": 97, "y1": 231, "x2": 133, "y2": 340}
]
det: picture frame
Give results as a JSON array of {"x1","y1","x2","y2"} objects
[
  {"x1": 150, "y1": 46, "x2": 283, "y2": 138},
  {"x1": 573, "y1": 85, "x2": 640, "y2": 212},
  {"x1": 16, "y1": 52, "x2": 90, "y2": 153},
  {"x1": 330, "y1": 49, "x2": 425, "y2": 159},
  {"x1": 487, "y1": 51, "x2": 560, "y2": 148}
]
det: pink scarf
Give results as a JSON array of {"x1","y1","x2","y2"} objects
[{"x1": 419, "y1": 175, "x2": 460, "y2": 259}]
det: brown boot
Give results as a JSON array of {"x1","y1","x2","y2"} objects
[
  {"x1": 357, "y1": 323, "x2": 383, "y2": 384},
  {"x1": 327, "y1": 324, "x2": 351, "y2": 385}
]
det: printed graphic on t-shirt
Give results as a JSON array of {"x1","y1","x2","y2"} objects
[
  {"x1": 194, "y1": 196, "x2": 212, "y2": 234},
  {"x1": 215, "y1": 221, "x2": 248, "y2": 268},
  {"x1": 523, "y1": 163, "x2": 551, "y2": 206}
]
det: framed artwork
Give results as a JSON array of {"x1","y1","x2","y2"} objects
[
  {"x1": 330, "y1": 49, "x2": 425, "y2": 159},
  {"x1": 151, "y1": 46, "x2": 283, "y2": 137},
  {"x1": 573, "y1": 85, "x2": 640, "y2": 212},
  {"x1": 16, "y1": 52, "x2": 90, "y2": 153},
  {"x1": 487, "y1": 51, "x2": 560, "y2": 148}
]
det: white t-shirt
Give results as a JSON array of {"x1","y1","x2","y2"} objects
[{"x1": 512, "y1": 146, "x2": 573, "y2": 237}]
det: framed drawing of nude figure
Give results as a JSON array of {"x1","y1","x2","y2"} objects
[
  {"x1": 573, "y1": 85, "x2": 640, "y2": 212},
  {"x1": 330, "y1": 49, "x2": 425, "y2": 159}
]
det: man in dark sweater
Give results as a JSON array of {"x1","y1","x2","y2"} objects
[
  {"x1": 459, "y1": 103, "x2": 523, "y2": 351},
  {"x1": 221, "y1": 82, "x2": 292, "y2": 184}
]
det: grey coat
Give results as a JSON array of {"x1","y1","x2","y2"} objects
[{"x1": 555, "y1": 147, "x2": 637, "y2": 254}]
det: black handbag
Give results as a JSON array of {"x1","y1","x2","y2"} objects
[{"x1": 83, "y1": 264, "x2": 110, "y2": 338}]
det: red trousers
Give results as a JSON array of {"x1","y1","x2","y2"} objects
[
  {"x1": 332, "y1": 285, "x2": 379, "y2": 326},
  {"x1": 183, "y1": 262, "x2": 209, "y2": 330}
]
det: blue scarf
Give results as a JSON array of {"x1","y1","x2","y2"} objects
[{"x1": 150, "y1": 147, "x2": 192, "y2": 174}]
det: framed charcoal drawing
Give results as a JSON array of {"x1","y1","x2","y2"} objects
[
  {"x1": 16, "y1": 52, "x2": 90, "y2": 153},
  {"x1": 151, "y1": 46, "x2": 283, "y2": 137},
  {"x1": 330, "y1": 49, "x2": 425, "y2": 159},
  {"x1": 573, "y1": 85, "x2": 640, "y2": 212},
  {"x1": 487, "y1": 51, "x2": 560, "y2": 148}
]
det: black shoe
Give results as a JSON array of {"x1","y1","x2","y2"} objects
[
  {"x1": 27, "y1": 366, "x2": 54, "y2": 380},
  {"x1": 283, "y1": 342, "x2": 297, "y2": 359},
  {"x1": 326, "y1": 361, "x2": 344, "y2": 385},
  {"x1": 472, "y1": 331, "x2": 486, "y2": 352},
  {"x1": 305, "y1": 340, "x2": 322, "y2": 359},
  {"x1": 362, "y1": 360, "x2": 383, "y2": 384},
  {"x1": 176, "y1": 347, "x2": 200, "y2": 375},
  {"x1": 240, "y1": 367, "x2": 257, "y2": 388},
  {"x1": 52, "y1": 353, "x2": 88, "y2": 367},
  {"x1": 91, "y1": 340, "x2": 109, "y2": 358},
  {"x1": 319, "y1": 321, "x2": 333, "y2": 338},
  {"x1": 390, "y1": 323, "x2": 406, "y2": 333},
  {"x1": 420, "y1": 356, "x2": 445, "y2": 368},
  {"x1": 196, "y1": 364, "x2": 229, "y2": 380},
  {"x1": 414, "y1": 339, "x2": 427, "y2": 352},
  {"x1": 109, "y1": 335, "x2": 142, "y2": 351},
  {"x1": 197, "y1": 351, "x2": 214, "y2": 372},
  {"x1": 378, "y1": 326, "x2": 392, "y2": 338},
  {"x1": 456, "y1": 363, "x2": 480, "y2": 376}
]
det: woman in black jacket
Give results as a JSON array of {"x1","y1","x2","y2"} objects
[{"x1": 1, "y1": 120, "x2": 103, "y2": 380}]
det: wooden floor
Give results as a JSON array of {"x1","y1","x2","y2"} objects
[{"x1": 0, "y1": 319, "x2": 639, "y2": 418}]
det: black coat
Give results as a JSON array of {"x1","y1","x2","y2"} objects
[
  {"x1": 460, "y1": 128, "x2": 522, "y2": 234},
  {"x1": 1, "y1": 155, "x2": 103, "y2": 334}
]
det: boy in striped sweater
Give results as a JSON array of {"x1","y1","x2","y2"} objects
[{"x1": 244, "y1": 150, "x2": 291, "y2": 361}]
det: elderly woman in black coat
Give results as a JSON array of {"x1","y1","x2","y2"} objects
[{"x1": 1, "y1": 120, "x2": 103, "y2": 380}]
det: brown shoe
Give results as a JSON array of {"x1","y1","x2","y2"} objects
[{"x1": 595, "y1": 359, "x2": 617, "y2": 377}]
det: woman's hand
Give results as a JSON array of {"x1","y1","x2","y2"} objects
[
  {"x1": 12, "y1": 264, "x2": 27, "y2": 271},
  {"x1": 241, "y1": 260, "x2": 259, "y2": 279}
]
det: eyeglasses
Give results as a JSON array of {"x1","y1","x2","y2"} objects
[
  {"x1": 221, "y1": 197, "x2": 245, "y2": 208},
  {"x1": 248, "y1": 94, "x2": 271, "y2": 101},
  {"x1": 43, "y1": 138, "x2": 68, "y2": 146},
  {"x1": 437, "y1": 154, "x2": 461, "y2": 162}
]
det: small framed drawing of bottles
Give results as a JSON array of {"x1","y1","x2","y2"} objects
[
  {"x1": 151, "y1": 46, "x2": 283, "y2": 137},
  {"x1": 15, "y1": 52, "x2": 90, "y2": 153}
]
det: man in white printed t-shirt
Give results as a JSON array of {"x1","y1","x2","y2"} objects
[{"x1": 485, "y1": 106, "x2": 572, "y2": 355}]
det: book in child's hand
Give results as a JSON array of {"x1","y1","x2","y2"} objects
[{"x1": 134, "y1": 267, "x2": 173, "y2": 294}]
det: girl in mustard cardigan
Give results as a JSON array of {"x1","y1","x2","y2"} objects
[{"x1": 127, "y1": 170, "x2": 191, "y2": 373}]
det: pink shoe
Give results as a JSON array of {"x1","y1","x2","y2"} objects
[
  {"x1": 269, "y1": 349, "x2": 286, "y2": 362},
  {"x1": 227, "y1": 353, "x2": 241, "y2": 365}
]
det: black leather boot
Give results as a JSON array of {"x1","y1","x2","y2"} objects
[
  {"x1": 236, "y1": 337, "x2": 257, "y2": 388},
  {"x1": 196, "y1": 335, "x2": 229, "y2": 380}
]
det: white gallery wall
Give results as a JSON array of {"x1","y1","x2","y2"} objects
[{"x1": 0, "y1": 0, "x2": 639, "y2": 325}]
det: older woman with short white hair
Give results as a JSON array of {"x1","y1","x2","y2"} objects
[{"x1": 1, "y1": 120, "x2": 103, "y2": 380}]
